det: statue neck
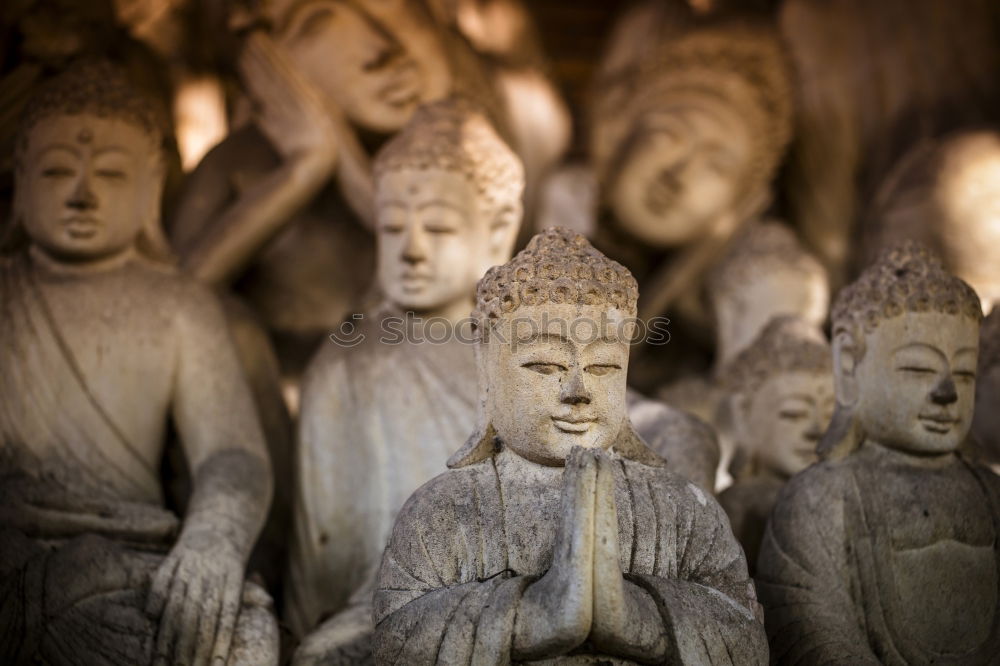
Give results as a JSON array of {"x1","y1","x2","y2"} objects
[
  {"x1": 29, "y1": 243, "x2": 138, "y2": 278},
  {"x1": 394, "y1": 296, "x2": 476, "y2": 328},
  {"x1": 861, "y1": 438, "x2": 959, "y2": 470}
]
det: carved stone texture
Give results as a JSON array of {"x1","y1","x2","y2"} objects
[
  {"x1": 718, "y1": 316, "x2": 833, "y2": 573},
  {"x1": 0, "y1": 61, "x2": 277, "y2": 666},
  {"x1": 372, "y1": 228, "x2": 767, "y2": 665},
  {"x1": 757, "y1": 242, "x2": 1000, "y2": 664}
]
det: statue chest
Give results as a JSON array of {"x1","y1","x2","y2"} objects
[{"x1": 850, "y1": 460, "x2": 1000, "y2": 660}]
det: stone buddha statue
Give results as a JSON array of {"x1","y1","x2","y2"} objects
[
  {"x1": 757, "y1": 242, "x2": 1000, "y2": 664},
  {"x1": 373, "y1": 228, "x2": 767, "y2": 664},
  {"x1": 287, "y1": 98, "x2": 524, "y2": 660},
  {"x1": 863, "y1": 129, "x2": 1000, "y2": 313},
  {"x1": 660, "y1": 221, "x2": 829, "y2": 489},
  {"x1": 588, "y1": 9, "x2": 793, "y2": 325},
  {"x1": 717, "y1": 317, "x2": 833, "y2": 574},
  {"x1": 0, "y1": 61, "x2": 277, "y2": 665}
]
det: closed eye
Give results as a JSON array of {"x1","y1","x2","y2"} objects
[
  {"x1": 96, "y1": 169, "x2": 127, "y2": 181},
  {"x1": 42, "y1": 166, "x2": 74, "y2": 178},
  {"x1": 522, "y1": 362, "x2": 566, "y2": 375},
  {"x1": 954, "y1": 370, "x2": 976, "y2": 381},
  {"x1": 897, "y1": 366, "x2": 937, "y2": 375},
  {"x1": 779, "y1": 410, "x2": 809, "y2": 420},
  {"x1": 585, "y1": 364, "x2": 621, "y2": 376}
]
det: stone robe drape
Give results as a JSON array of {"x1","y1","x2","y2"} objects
[
  {"x1": 374, "y1": 447, "x2": 766, "y2": 665},
  {"x1": 757, "y1": 443, "x2": 1000, "y2": 664}
]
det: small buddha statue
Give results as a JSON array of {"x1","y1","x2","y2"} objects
[
  {"x1": 757, "y1": 242, "x2": 1000, "y2": 663},
  {"x1": 373, "y1": 228, "x2": 767, "y2": 664},
  {"x1": 863, "y1": 129, "x2": 1000, "y2": 313},
  {"x1": 0, "y1": 61, "x2": 277, "y2": 665},
  {"x1": 287, "y1": 98, "x2": 524, "y2": 659},
  {"x1": 660, "y1": 221, "x2": 829, "y2": 489},
  {"x1": 717, "y1": 317, "x2": 833, "y2": 573},
  {"x1": 588, "y1": 9, "x2": 793, "y2": 324}
]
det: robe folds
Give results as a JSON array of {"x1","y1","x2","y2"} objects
[
  {"x1": 757, "y1": 443, "x2": 1000, "y2": 665},
  {"x1": 374, "y1": 448, "x2": 767, "y2": 665},
  {"x1": 288, "y1": 313, "x2": 479, "y2": 636}
]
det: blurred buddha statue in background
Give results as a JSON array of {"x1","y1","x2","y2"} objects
[
  {"x1": 718, "y1": 317, "x2": 833, "y2": 573},
  {"x1": 661, "y1": 221, "x2": 829, "y2": 489},
  {"x1": 288, "y1": 98, "x2": 524, "y2": 662},
  {"x1": 863, "y1": 129, "x2": 1000, "y2": 314},
  {"x1": 780, "y1": 0, "x2": 1000, "y2": 288},
  {"x1": 588, "y1": 7, "x2": 793, "y2": 336}
]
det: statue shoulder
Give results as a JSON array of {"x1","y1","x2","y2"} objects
[{"x1": 393, "y1": 463, "x2": 496, "y2": 531}]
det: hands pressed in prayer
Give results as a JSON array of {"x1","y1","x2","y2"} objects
[
  {"x1": 513, "y1": 447, "x2": 668, "y2": 662},
  {"x1": 513, "y1": 446, "x2": 597, "y2": 659},
  {"x1": 147, "y1": 526, "x2": 246, "y2": 666}
]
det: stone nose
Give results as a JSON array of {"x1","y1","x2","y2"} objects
[
  {"x1": 560, "y1": 367, "x2": 591, "y2": 405},
  {"x1": 66, "y1": 175, "x2": 97, "y2": 211},
  {"x1": 930, "y1": 376, "x2": 958, "y2": 405},
  {"x1": 401, "y1": 226, "x2": 428, "y2": 264}
]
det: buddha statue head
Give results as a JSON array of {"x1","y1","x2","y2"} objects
[
  {"x1": 258, "y1": 0, "x2": 454, "y2": 133},
  {"x1": 449, "y1": 227, "x2": 662, "y2": 469},
  {"x1": 726, "y1": 316, "x2": 833, "y2": 479},
  {"x1": 866, "y1": 129, "x2": 1000, "y2": 314},
  {"x1": 7, "y1": 59, "x2": 172, "y2": 265},
  {"x1": 708, "y1": 221, "x2": 829, "y2": 369},
  {"x1": 373, "y1": 97, "x2": 523, "y2": 320},
  {"x1": 589, "y1": 20, "x2": 793, "y2": 248},
  {"x1": 821, "y1": 241, "x2": 983, "y2": 460}
]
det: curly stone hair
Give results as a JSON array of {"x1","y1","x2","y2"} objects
[
  {"x1": 591, "y1": 19, "x2": 793, "y2": 200},
  {"x1": 15, "y1": 60, "x2": 163, "y2": 164},
  {"x1": 724, "y1": 316, "x2": 831, "y2": 396},
  {"x1": 473, "y1": 227, "x2": 638, "y2": 333},
  {"x1": 832, "y1": 241, "x2": 982, "y2": 345},
  {"x1": 708, "y1": 221, "x2": 827, "y2": 298},
  {"x1": 374, "y1": 97, "x2": 524, "y2": 212}
]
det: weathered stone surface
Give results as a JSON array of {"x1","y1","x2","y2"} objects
[
  {"x1": 757, "y1": 242, "x2": 1000, "y2": 663},
  {"x1": 372, "y1": 229, "x2": 767, "y2": 664}
]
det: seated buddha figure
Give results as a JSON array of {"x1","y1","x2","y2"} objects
[
  {"x1": 757, "y1": 242, "x2": 1000, "y2": 664},
  {"x1": 288, "y1": 98, "x2": 524, "y2": 660},
  {"x1": 0, "y1": 62, "x2": 277, "y2": 665},
  {"x1": 718, "y1": 317, "x2": 833, "y2": 574},
  {"x1": 373, "y1": 228, "x2": 767, "y2": 665}
]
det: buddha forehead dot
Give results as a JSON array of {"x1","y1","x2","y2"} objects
[{"x1": 77, "y1": 128, "x2": 93, "y2": 144}]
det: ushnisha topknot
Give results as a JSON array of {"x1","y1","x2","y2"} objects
[
  {"x1": 709, "y1": 221, "x2": 827, "y2": 297},
  {"x1": 724, "y1": 316, "x2": 831, "y2": 396},
  {"x1": 16, "y1": 60, "x2": 163, "y2": 162},
  {"x1": 374, "y1": 97, "x2": 524, "y2": 211},
  {"x1": 832, "y1": 241, "x2": 982, "y2": 341},
  {"x1": 474, "y1": 227, "x2": 638, "y2": 332}
]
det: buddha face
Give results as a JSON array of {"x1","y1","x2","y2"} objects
[
  {"x1": 608, "y1": 101, "x2": 753, "y2": 247},
  {"x1": 741, "y1": 370, "x2": 834, "y2": 478},
  {"x1": 276, "y1": 0, "x2": 452, "y2": 133},
  {"x1": 848, "y1": 312, "x2": 979, "y2": 455},
  {"x1": 16, "y1": 113, "x2": 162, "y2": 263},
  {"x1": 485, "y1": 303, "x2": 631, "y2": 466},
  {"x1": 376, "y1": 168, "x2": 512, "y2": 315}
]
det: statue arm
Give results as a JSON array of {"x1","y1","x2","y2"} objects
[
  {"x1": 177, "y1": 32, "x2": 341, "y2": 287},
  {"x1": 755, "y1": 466, "x2": 879, "y2": 665},
  {"x1": 146, "y1": 282, "x2": 273, "y2": 664}
]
